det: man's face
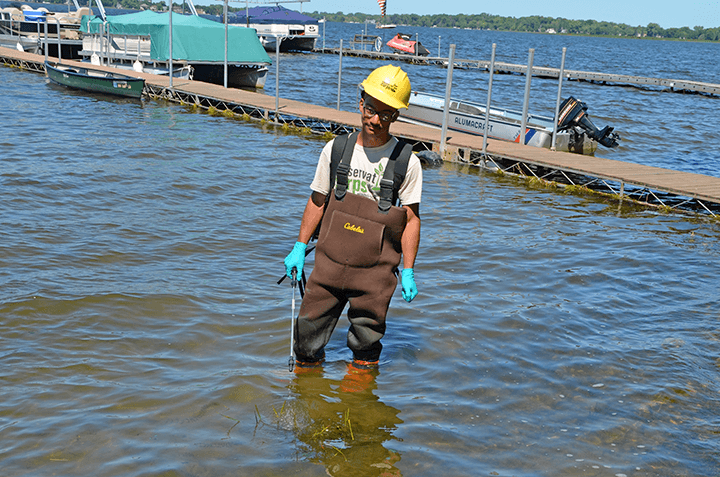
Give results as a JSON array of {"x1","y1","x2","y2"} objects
[{"x1": 359, "y1": 95, "x2": 398, "y2": 140}]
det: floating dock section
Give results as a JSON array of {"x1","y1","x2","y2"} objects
[
  {"x1": 2, "y1": 47, "x2": 719, "y2": 217},
  {"x1": 317, "y1": 47, "x2": 720, "y2": 96}
]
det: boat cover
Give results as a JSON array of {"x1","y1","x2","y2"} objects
[
  {"x1": 225, "y1": 5, "x2": 318, "y2": 25},
  {"x1": 81, "y1": 11, "x2": 271, "y2": 64}
]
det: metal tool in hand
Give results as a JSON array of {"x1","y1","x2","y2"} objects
[{"x1": 288, "y1": 267, "x2": 297, "y2": 372}]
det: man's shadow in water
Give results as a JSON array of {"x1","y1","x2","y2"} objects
[{"x1": 280, "y1": 365, "x2": 403, "y2": 477}]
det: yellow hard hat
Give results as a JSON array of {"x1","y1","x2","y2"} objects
[{"x1": 360, "y1": 64, "x2": 411, "y2": 110}]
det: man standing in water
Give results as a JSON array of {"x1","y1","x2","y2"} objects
[{"x1": 284, "y1": 64, "x2": 422, "y2": 372}]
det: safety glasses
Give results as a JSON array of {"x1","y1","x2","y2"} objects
[{"x1": 362, "y1": 103, "x2": 399, "y2": 123}]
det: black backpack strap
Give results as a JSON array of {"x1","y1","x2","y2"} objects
[
  {"x1": 378, "y1": 139, "x2": 413, "y2": 213},
  {"x1": 391, "y1": 140, "x2": 413, "y2": 206},
  {"x1": 332, "y1": 131, "x2": 358, "y2": 201}
]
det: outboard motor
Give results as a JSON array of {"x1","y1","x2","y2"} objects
[{"x1": 557, "y1": 97, "x2": 620, "y2": 148}]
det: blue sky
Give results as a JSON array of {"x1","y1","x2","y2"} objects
[{"x1": 209, "y1": 0, "x2": 720, "y2": 29}]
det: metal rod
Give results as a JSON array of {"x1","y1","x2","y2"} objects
[
  {"x1": 44, "y1": 20, "x2": 48, "y2": 63},
  {"x1": 223, "y1": 0, "x2": 228, "y2": 88},
  {"x1": 519, "y1": 48, "x2": 534, "y2": 146},
  {"x1": 288, "y1": 268, "x2": 297, "y2": 372},
  {"x1": 55, "y1": 17, "x2": 61, "y2": 63},
  {"x1": 440, "y1": 44, "x2": 456, "y2": 157},
  {"x1": 275, "y1": 36, "x2": 280, "y2": 119},
  {"x1": 551, "y1": 47, "x2": 567, "y2": 151},
  {"x1": 437, "y1": 35, "x2": 441, "y2": 58},
  {"x1": 482, "y1": 43, "x2": 496, "y2": 157},
  {"x1": 337, "y1": 39, "x2": 342, "y2": 110},
  {"x1": 168, "y1": 2, "x2": 173, "y2": 88}
]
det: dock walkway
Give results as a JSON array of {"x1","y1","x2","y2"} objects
[
  {"x1": 318, "y1": 47, "x2": 720, "y2": 96},
  {"x1": 2, "y1": 46, "x2": 719, "y2": 216}
]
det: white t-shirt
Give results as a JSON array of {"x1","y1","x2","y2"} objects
[{"x1": 310, "y1": 136, "x2": 422, "y2": 206}]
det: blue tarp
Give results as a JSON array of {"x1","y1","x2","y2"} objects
[{"x1": 227, "y1": 5, "x2": 317, "y2": 25}]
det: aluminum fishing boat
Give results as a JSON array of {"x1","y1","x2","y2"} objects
[
  {"x1": 45, "y1": 60, "x2": 144, "y2": 98},
  {"x1": 400, "y1": 91, "x2": 620, "y2": 155}
]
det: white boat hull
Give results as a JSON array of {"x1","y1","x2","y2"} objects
[{"x1": 401, "y1": 91, "x2": 599, "y2": 155}]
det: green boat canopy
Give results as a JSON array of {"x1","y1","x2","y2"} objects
[{"x1": 82, "y1": 11, "x2": 272, "y2": 64}]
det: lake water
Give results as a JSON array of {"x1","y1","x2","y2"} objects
[{"x1": 1, "y1": 22, "x2": 719, "y2": 477}]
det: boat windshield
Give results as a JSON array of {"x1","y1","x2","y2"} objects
[{"x1": 450, "y1": 101, "x2": 483, "y2": 116}]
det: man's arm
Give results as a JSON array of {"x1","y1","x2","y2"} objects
[
  {"x1": 296, "y1": 191, "x2": 328, "y2": 244},
  {"x1": 401, "y1": 203, "x2": 421, "y2": 269}
]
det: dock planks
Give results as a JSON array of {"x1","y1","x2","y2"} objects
[
  {"x1": 2, "y1": 46, "x2": 719, "y2": 215},
  {"x1": 318, "y1": 47, "x2": 720, "y2": 96}
]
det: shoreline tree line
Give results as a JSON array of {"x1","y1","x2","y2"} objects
[
  {"x1": 34, "y1": 0, "x2": 720, "y2": 41},
  {"x1": 309, "y1": 12, "x2": 719, "y2": 42}
]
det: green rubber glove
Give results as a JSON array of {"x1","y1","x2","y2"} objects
[
  {"x1": 284, "y1": 241, "x2": 307, "y2": 278},
  {"x1": 401, "y1": 268, "x2": 418, "y2": 302}
]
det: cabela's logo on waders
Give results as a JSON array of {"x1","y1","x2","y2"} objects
[{"x1": 344, "y1": 223, "x2": 365, "y2": 234}]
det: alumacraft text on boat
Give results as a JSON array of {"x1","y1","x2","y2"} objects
[{"x1": 454, "y1": 115, "x2": 494, "y2": 132}]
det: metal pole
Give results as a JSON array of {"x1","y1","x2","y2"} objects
[
  {"x1": 223, "y1": 0, "x2": 228, "y2": 88},
  {"x1": 415, "y1": 32, "x2": 419, "y2": 57},
  {"x1": 55, "y1": 17, "x2": 61, "y2": 63},
  {"x1": 482, "y1": 43, "x2": 496, "y2": 157},
  {"x1": 275, "y1": 36, "x2": 280, "y2": 119},
  {"x1": 337, "y1": 39, "x2": 343, "y2": 110},
  {"x1": 440, "y1": 44, "x2": 456, "y2": 158},
  {"x1": 44, "y1": 21, "x2": 48, "y2": 63},
  {"x1": 168, "y1": 2, "x2": 173, "y2": 88},
  {"x1": 437, "y1": 35, "x2": 441, "y2": 58},
  {"x1": 551, "y1": 47, "x2": 567, "y2": 151},
  {"x1": 519, "y1": 48, "x2": 534, "y2": 146}
]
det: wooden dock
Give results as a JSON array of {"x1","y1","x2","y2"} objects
[
  {"x1": 2, "y1": 47, "x2": 719, "y2": 216},
  {"x1": 318, "y1": 47, "x2": 720, "y2": 96}
]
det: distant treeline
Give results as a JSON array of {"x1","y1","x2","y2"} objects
[
  {"x1": 32, "y1": 0, "x2": 720, "y2": 41},
  {"x1": 308, "y1": 12, "x2": 720, "y2": 42}
]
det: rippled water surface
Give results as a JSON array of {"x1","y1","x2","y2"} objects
[{"x1": 1, "y1": 25, "x2": 720, "y2": 477}]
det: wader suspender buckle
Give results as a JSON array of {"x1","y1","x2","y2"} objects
[
  {"x1": 377, "y1": 177, "x2": 395, "y2": 213},
  {"x1": 378, "y1": 140, "x2": 410, "y2": 214},
  {"x1": 333, "y1": 132, "x2": 358, "y2": 201}
]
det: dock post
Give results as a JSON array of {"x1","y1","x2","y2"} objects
[
  {"x1": 44, "y1": 21, "x2": 48, "y2": 63},
  {"x1": 519, "y1": 48, "x2": 534, "y2": 146},
  {"x1": 168, "y1": 1, "x2": 173, "y2": 88},
  {"x1": 482, "y1": 43, "x2": 497, "y2": 159},
  {"x1": 54, "y1": 18, "x2": 61, "y2": 63},
  {"x1": 337, "y1": 39, "x2": 343, "y2": 110},
  {"x1": 223, "y1": 0, "x2": 228, "y2": 88},
  {"x1": 551, "y1": 47, "x2": 567, "y2": 151},
  {"x1": 437, "y1": 36, "x2": 441, "y2": 58},
  {"x1": 440, "y1": 44, "x2": 456, "y2": 159},
  {"x1": 275, "y1": 36, "x2": 281, "y2": 120}
]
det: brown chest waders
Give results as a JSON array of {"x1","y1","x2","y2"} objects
[{"x1": 294, "y1": 134, "x2": 412, "y2": 365}]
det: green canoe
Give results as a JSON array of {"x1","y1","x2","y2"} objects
[{"x1": 45, "y1": 61, "x2": 145, "y2": 99}]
